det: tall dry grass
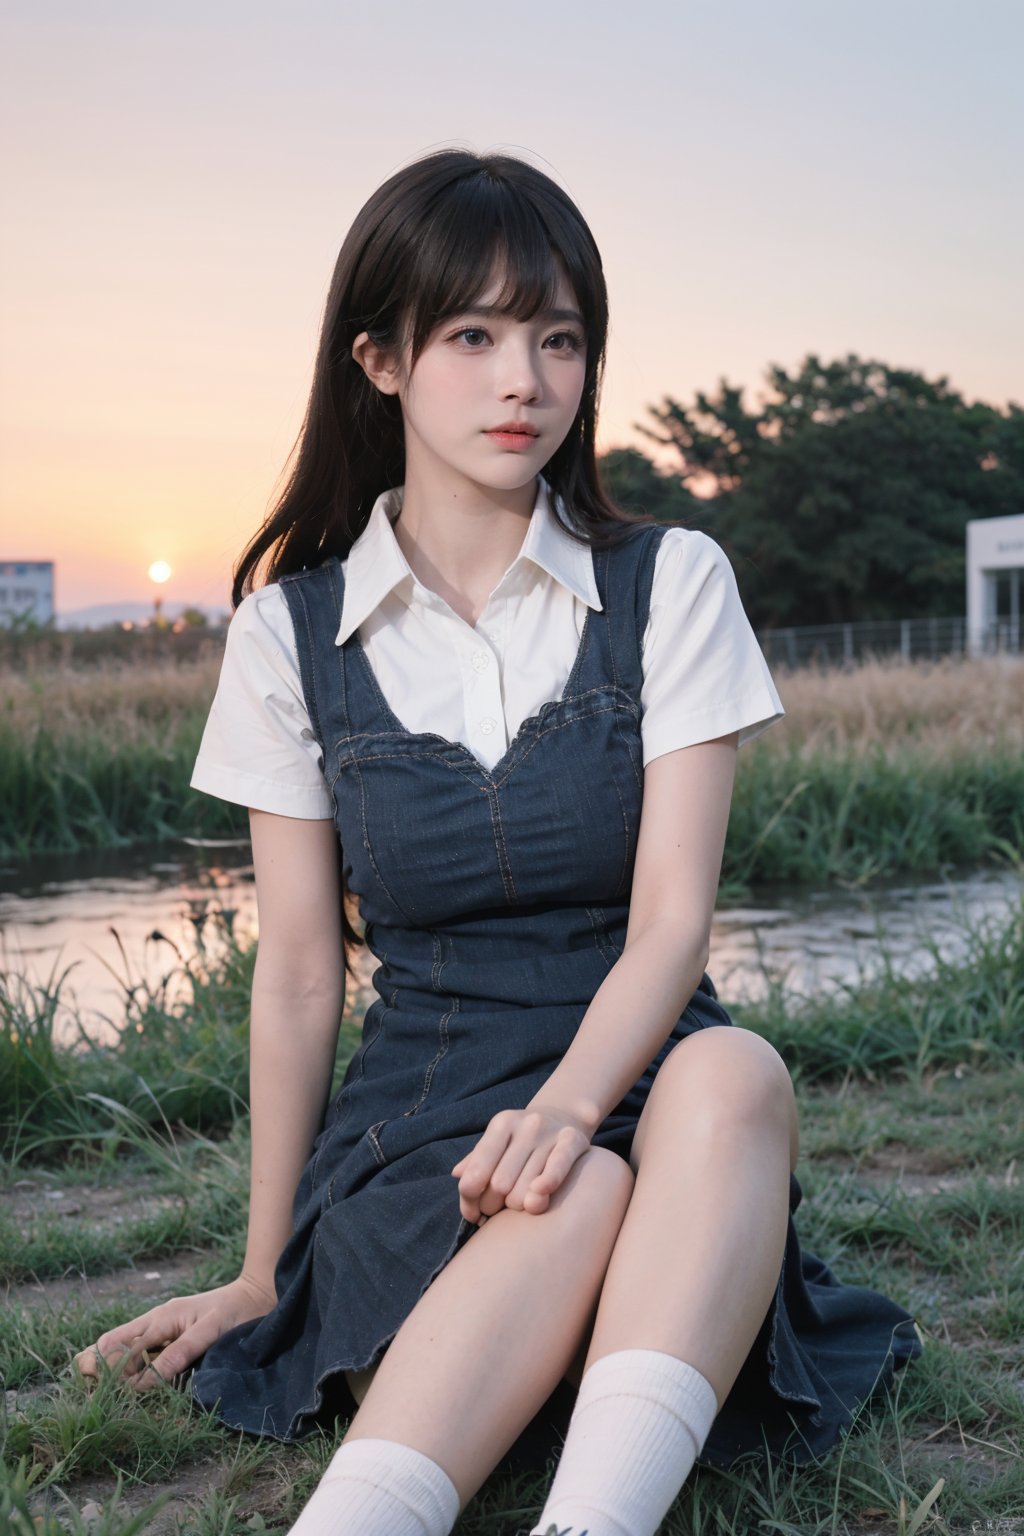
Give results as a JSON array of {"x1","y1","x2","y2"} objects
[
  {"x1": 7, "y1": 652, "x2": 1021, "y2": 750},
  {"x1": 2, "y1": 658, "x2": 223, "y2": 741},
  {"x1": 0, "y1": 659, "x2": 238, "y2": 854},
  {"x1": 2, "y1": 653, "x2": 1023, "y2": 883},
  {"x1": 767, "y1": 654, "x2": 1023, "y2": 757}
]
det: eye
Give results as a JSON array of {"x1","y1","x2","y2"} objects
[
  {"x1": 451, "y1": 327, "x2": 491, "y2": 348},
  {"x1": 544, "y1": 330, "x2": 586, "y2": 353}
]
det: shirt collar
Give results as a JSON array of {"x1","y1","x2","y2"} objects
[{"x1": 334, "y1": 475, "x2": 602, "y2": 645}]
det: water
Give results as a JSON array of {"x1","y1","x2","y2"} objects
[
  {"x1": 1, "y1": 841, "x2": 1020, "y2": 1044},
  {"x1": 0, "y1": 841, "x2": 259, "y2": 1046},
  {"x1": 711, "y1": 870, "x2": 1022, "y2": 1002}
]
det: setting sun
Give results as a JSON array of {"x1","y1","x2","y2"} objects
[{"x1": 148, "y1": 560, "x2": 172, "y2": 584}]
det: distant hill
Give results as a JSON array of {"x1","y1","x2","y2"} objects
[{"x1": 56, "y1": 600, "x2": 228, "y2": 630}]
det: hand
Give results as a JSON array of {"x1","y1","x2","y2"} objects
[
  {"x1": 72, "y1": 1272, "x2": 276, "y2": 1392},
  {"x1": 451, "y1": 1104, "x2": 592, "y2": 1223}
]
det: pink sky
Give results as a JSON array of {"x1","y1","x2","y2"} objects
[{"x1": 2, "y1": 1, "x2": 1021, "y2": 615}]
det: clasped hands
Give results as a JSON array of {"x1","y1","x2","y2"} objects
[{"x1": 451, "y1": 1102, "x2": 594, "y2": 1223}]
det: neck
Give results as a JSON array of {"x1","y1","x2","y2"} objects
[{"x1": 391, "y1": 463, "x2": 538, "y2": 628}]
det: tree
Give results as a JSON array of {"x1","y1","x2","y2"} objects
[
  {"x1": 597, "y1": 446, "x2": 699, "y2": 524},
  {"x1": 635, "y1": 355, "x2": 1023, "y2": 627}
]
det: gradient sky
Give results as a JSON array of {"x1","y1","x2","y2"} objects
[{"x1": 2, "y1": 0, "x2": 1021, "y2": 615}]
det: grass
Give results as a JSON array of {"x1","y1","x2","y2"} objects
[
  {"x1": 2, "y1": 654, "x2": 1024, "y2": 891},
  {"x1": 2, "y1": 897, "x2": 1023, "y2": 1532},
  {"x1": 0, "y1": 660, "x2": 241, "y2": 854},
  {"x1": 0, "y1": 912, "x2": 368, "y2": 1167}
]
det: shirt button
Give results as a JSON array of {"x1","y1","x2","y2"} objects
[
  {"x1": 479, "y1": 717, "x2": 496, "y2": 735},
  {"x1": 471, "y1": 650, "x2": 489, "y2": 671}
]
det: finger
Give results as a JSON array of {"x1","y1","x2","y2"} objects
[
  {"x1": 478, "y1": 1135, "x2": 551, "y2": 1218},
  {"x1": 455, "y1": 1119, "x2": 515, "y2": 1199},
  {"x1": 73, "y1": 1334, "x2": 147, "y2": 1386},
  {"x1": 527, "y1": 1130, "x2": 589, "y2": 1201},
  {"x1": 131, "y1": 1310, "x2": 219, "y2": 1392},
  {"x1": 93, "y1": 1305, "x2": 177, "y2": 1362},
  {"x1": 485, "y1": 1110, "x2": 558, "y2": 1199},
  {"x1": 459, "y1": 1182, "x2": 485, "y2": 1224},
  {"x1": 107, "y1": 1313, "x2": 179, "y2": 1360},
  {"x1": 86, "y1": 1311, "x2": 183, "y2": 1384},
  {"x1": 107, "y1": 1330, "x2": 179, "y2": 1384},
  {"x1": 72, "y1": 1345, "x2": 103, "y2": 1381},
  {"x1": 501, "y1": 1147, "x2": 553, "y2": 1211}
]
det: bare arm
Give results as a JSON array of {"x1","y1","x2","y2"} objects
[
  {"x1": 453, "y1": 732, "x2": 738, "y2": 1221},
  {"x1": 75, "y1": 808, "x2": 346, "y2": 1386},
  {"x1": 527, "y1": 731, "x2": 738, "y2": 1134},
  {"x1": 241, "y1": 808, "x2": 346, "y2": 1292}
]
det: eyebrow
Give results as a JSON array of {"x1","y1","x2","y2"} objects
[{"x1": 457, "y1": 303, "x2": 585, "y2": 327}]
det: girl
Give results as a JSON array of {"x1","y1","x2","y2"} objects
[{"x1": 76, "y1": 148, "x2": 921, "y2": 1536}]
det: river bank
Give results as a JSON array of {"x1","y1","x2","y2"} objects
[{"x1": 2, "y1": 836, "x2": 1021, "y2": 1046}]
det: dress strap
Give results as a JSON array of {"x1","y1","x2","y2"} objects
[
  {"x1": 278, "y1": 556, "x2": 348, "y2": 766},
  {"x1": 591, "y1": 524, "x2": 671, "y2": 698}
]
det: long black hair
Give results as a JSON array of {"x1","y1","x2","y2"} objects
[
  {"x1": 235, "y1": 149, "x2": 649, "y2": 967},
  {"x1": 233, "y1": 147, "x2": 644, "y2": 607}
]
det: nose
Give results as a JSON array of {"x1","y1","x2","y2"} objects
[{"x1": 496, "y1": 335, "x2": 543, "y2": 402}]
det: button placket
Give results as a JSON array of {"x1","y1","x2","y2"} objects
[{"x1": 464, "y1": 603, "x2": 506, "y2": 761}]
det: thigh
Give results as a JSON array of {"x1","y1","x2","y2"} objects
[
  {"x1": 629, "y1": 1025, "x2": 799, "y2": 1176},
  {"x1": 345, "y1": 1146, "x2": 632, "y2": 1404},
  {"x1": 345, "y1": 1361, "x2": 380, "y2": 1408}
]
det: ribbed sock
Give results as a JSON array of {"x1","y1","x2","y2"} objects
[
  {"x1": 529, "y1": 1349, "x2": 719, "y2": 1536},
  {"x1": 287, "y1": 1436, "x2": 461, "y2": 1536}
]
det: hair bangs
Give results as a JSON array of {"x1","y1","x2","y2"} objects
[{"x1": 404, "y1": 175, "x2": 596, "y2": 364}]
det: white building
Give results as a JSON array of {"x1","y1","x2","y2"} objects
[
  {"x1": 966, "y1": 514, "x2": 1024, "y2": 654},
  {"x1": 0, "y1": 561, "x2": 55, "y2": 625}
]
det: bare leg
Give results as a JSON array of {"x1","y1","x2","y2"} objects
[
  {"x1": 585, "y1": 1024, "x2": 799, "y2": 1405},
  {"x1": 525, "y1": 1027, "x2": 798, "y2": 1536},
  {"x1": 340, "y1": 1146, "x2": 634, "y2": 1507}
]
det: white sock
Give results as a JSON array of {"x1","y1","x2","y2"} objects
[
  {"x1": 529, "y1": 1349, "x2": 719, "y2": 1536},
  {"x1": 288, "y1": 1436, "x2": 460, "y2": 1536}
]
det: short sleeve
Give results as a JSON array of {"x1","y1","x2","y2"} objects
[
  {"x1": 190, "y1": 584, "x2": 335, "y2": 819},
  {"x1": 640, "y1": 529, "x2": 784, "y2": 766}
]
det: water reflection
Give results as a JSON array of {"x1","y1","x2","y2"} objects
[
  {"x1": 0, "y1": 840, "x2": 259, "y2": 1046},
  {"x1": 712, "y1": 868, "x2": 1022, "y2": 1003},
  {"x1": 1, "y1": 841, "x2": 1020, "y2": 1044}
]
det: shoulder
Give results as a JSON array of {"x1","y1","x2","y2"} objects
[
  {"x1": 223, "y1": 582, "x2": 300, "y2": 683},
  {"x1": 651, "y1": 526, "x2": 733, "y2": 588},
  {"x1": 638, "y1": 527, "x2": 784, "y2": 761},
  {"x1": 645, "y1": 527, "x2": 744, "y2": 623}
]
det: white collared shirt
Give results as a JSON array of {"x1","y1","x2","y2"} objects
[{"x1": 191, "y1": 477, "x2": 784, "y2": 819}]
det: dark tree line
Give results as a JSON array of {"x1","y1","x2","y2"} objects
[{"x1": 599, "y1": 355, "x2": 1024, "y2": 627}]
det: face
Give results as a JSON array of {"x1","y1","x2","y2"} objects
[{"x1": 381, "y1": 266, "x2": 588, "y2": 497}]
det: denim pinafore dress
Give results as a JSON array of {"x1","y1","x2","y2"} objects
[{"x1": 190, "y1": 523, "x2": 921, "y2": 1470}]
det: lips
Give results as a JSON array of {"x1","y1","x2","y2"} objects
[{"x1": 486, "y1": 421, "x2": 539, "y2": 436}]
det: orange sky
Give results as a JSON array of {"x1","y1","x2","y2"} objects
[{"x1": 2, "y1": 2, "x2": 1021, "y2": 616}]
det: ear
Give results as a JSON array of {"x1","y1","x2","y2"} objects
[{"x1": 351, "y1": 331, "x2": 403, "y2": 397}]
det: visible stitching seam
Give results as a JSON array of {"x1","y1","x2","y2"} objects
[
  {"x1": 320, "y1": 1001, "x2": 389, "y2": 1196},
  {"x1": 367, "y1": 1122, "x2": 388, "y2": 1167},
  {"x1": 586, "y1": 906, "x2": 619, "y2": 970},
  {"x1": 330, "y1": 700, "x2": 638, "y2": 791},
  {"x1": 487, "y1": 787, "x2": 519, "y2": 902},
  {"x1": 350, "y1": 753, "x2": 418, "y2": 926}
]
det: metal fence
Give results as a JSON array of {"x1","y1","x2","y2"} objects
[{"x1": 757, "y1": 615, "x2": 1023, "y2": 669}]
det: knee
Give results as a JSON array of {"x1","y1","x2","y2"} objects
[
  {"x1": 560, "y1": 1145, "x2": 634, "y2": 1231},
  {"x1": 659, "y1": 1028, "x2": 797, "y2": 1142}
]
